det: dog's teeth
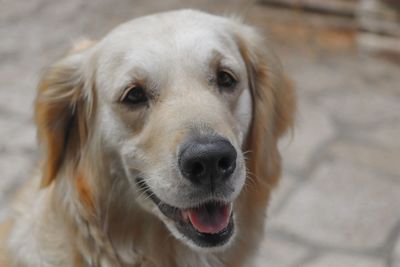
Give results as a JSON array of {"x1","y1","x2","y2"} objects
[
  {"x1": 181, "y1": 210, "x2": 190, "y2": 222},
  {"x1": 228, "y1": 203, "x2": 233, "y2": 214}
]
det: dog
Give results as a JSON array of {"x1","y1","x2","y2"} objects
[{"x1": 0, "y1": 9, "x2": 295, "y2": 267}]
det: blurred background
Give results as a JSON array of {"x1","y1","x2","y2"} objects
[{"x1": 1, "y1": 0, "x2": 399, "y2": 266}]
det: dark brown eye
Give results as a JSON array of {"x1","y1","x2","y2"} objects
[
  {"x1": 121, "y1": 86, "x2": 148, "y2": 105},
  {"x1": 217, "y1": 70, "x2": 237, "y2": 89}
]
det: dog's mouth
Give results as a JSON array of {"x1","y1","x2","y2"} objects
[{"x1": 136, "y1": 178, "x2": 234, "y2": 248}]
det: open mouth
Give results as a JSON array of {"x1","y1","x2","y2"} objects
[{"x1": 136, "y1": 178, "x2": 235, "y2": 247}]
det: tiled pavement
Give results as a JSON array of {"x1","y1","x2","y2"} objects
[{"x1": 1, "y1": 1, "x2": 400, "y2": 266}]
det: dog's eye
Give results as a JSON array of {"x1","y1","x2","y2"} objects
[
  {"x1": 121, "y1": 86, "x2": 148, "y2": 105},
  {"x1": 217, "y1": 70, "x2": 237, "y2": 90}
]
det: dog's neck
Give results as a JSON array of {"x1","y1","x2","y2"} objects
[
  {"x1": 65, "y1": 175, "x2": 224, "y2": 267},
  {"x1": 50, "y1": 166, "x2": 148, "y2": 266}
]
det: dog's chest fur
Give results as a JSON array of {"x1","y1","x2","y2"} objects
[{"x1": 5, "y1": 181, "x2": 227, "y2": 267}]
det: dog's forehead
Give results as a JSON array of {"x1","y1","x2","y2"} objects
[
  {"x1": 109, "y1": 11, "x2": 235, "y2": 52},
  {"x1": 94, "y1": 10, "x2": 241, "y2": 92},
  {"x1": 108, "y1": 10, "x2": 231, "y2": 42},
  {"x1": 105, "y1": 13, "x2": 236, "y2": 58}
]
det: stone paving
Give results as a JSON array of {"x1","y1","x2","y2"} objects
[{"x1": 1, "y1": 1, "x2": 400, "y2": 266}]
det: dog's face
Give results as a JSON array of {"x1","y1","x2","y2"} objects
[
  {"x1": 35, "y1": 10, "x2": 294, "y2": 253},
  {"x1": 94, "y1": 11, "x2": 251, "y2": 249}
]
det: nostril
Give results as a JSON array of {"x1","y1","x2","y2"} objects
[
  {"x1": 190, "y1": 162, "x2": 205, "y2": 177},
  {"x1": 218, "y1": 157, "x2": 232, "y2": 171}
]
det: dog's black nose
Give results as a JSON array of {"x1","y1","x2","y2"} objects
[{"x1": 179, "y1": 136, "x2": 237, "y2": 186}]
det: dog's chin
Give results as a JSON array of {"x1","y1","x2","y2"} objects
[{"x1": 136, "y1": 178, "x2": 236, "y2": 249}]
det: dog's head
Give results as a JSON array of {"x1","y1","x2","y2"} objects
[{"x1": 35, "y1": 10, "x2": 294, "y2": 251}]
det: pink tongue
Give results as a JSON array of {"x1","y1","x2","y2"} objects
[{"x1": 184, "y1": 203, "x2": 231, "y2": 234}]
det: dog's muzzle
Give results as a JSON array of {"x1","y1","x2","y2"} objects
[{"x1": 136, "y1": 135, "x2": 240, "y2": 248}]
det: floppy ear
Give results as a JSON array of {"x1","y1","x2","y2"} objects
[
  {"x1": 236, "y1": 26, "x2": 295, "y2": 191},
  {"x1": 35, "y1": 43, "x2": 95, "y2": 187}
]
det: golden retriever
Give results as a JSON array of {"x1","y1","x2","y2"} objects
[{"x1": 0, "y1": 9, "x2": 295, "y2": 267}]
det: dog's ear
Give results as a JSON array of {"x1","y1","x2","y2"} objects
[
  {"x1": 35, "y1": 42, "x2": 96, "y2": 187},
  {"x1": 236, "y1": 26, "x2": 295, "y2": 190}
]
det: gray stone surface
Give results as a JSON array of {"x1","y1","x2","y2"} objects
[
  {"x1": 392, "y1": 234, "x2": 400, "y2": 267},
  {"x1": 303, "y1": 254, "x2": 385, "y2": 267},
  {"x1": 279, "y1": 98, "x2": 335, "y2": 173},
  {"x1": 329, "y1": 140, "x2": 400, "y2": 177},
  {"x1": 0, "y1": 121, "x2": 36, "y2": 152},
  {"x1": 0, "y1": 153, "x2": 33, "y2": 195},
  {"x1": 358, "y1": 123, "x2": 400, "y2": 151},
  {"x1": 268, "y1": 173, "x2": 299, "y2": 215},
  {"x1": 269, "y1": 159, "x2": 400, "y2": 250},
  {"x1": 320, "y1": 88, "x2": 400, "y2": 127},
  {"x1": 252, "y1": 231, "x2": 310, "y2": 267},
  {"x1": 1, "y1": 1, "x2": 400, "y2": 267}
]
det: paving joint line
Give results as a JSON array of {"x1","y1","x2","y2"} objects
[
  {"x1": 289, "y1": 251, "x2": 321, "y2": 267},
  {"x1": 273, "y1": 134, "x2": 339, "y2": 216},
  {"x1": 384, "y1": 219, "x2": 400, "y2": 267},
  {"x1": 268, "y1": 226, "x2": 384, "y2": 258}
]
